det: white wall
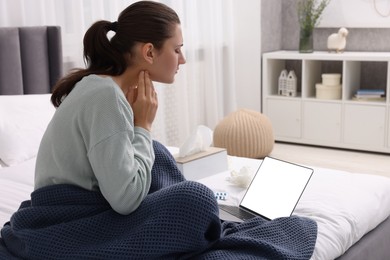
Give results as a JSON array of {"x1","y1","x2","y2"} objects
[
  {"x1": 319, "y1": 0, "x2": 390, "y2": 28},
  {"x1": 232, "y1": 0, "x2": 262, "y2": 112}
]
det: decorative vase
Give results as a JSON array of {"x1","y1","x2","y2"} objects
[{"x1": 299, "y1": 27, "x2": 313, "y2": 53}]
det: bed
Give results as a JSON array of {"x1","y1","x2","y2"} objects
[
  {"x1": 2, "y1": 97, "x2": 390, "y2": 260},
  {"x1": 195, "y1": 156, "x2": 390, "y2": 260},
  {"x1": 1, "y1": 26, "x2": 390, "y2": 260}
]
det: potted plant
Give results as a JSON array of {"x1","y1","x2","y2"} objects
[{"x1": 297, "y1": 0, "x2": 330, "y2": 53}]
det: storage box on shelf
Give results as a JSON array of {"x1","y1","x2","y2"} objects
[
  {"x1": 262, "y1": 51, "x2": 390, "y2": 153},
  {"x1": 315, "y1": 73, "x2": 342, "y2": 100}
]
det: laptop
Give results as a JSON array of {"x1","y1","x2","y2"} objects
[{"x1": 219, "y1": 156, "x2": 313, "y2": 222}]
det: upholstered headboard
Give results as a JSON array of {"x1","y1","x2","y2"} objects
[{"x1": 0, "y1": 26, "x2": 63, "y2": 95}]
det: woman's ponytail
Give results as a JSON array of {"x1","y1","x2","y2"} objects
[
  {"x1": 51, "y1": 20, "x2": 127, "y2": 107},
  {"x1": 83, "y1": 20, "x2": 127, "y2": 74}
]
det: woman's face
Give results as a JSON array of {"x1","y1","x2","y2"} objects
[{"x1": 149, "y1": 24, "x2": 186, "y2": 84}]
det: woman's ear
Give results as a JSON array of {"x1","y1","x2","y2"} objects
[{"x1": 142, "y1": 43, "x2": 154, "y2": 64}]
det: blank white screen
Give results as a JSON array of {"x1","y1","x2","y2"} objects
[{"x1": 240, "y1": 157, "x2": 313, "y2": 220}]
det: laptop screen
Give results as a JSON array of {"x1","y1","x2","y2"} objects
[{"x1": 240, "y1": 157, "x2": 313, "y2": 220}]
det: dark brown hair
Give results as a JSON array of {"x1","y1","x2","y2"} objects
[{"x1": 51, "y1": 1, "x2": 180, "y2": 107}]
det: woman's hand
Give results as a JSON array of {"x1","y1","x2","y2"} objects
[{"x1": 126, "y1": 71, "x2": 158, "y2": 132}]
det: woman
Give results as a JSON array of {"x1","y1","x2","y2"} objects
[
  {"x1": 0, "y1": 2, "x2": 318, "y2": 259},
  {"x1": 35, "y1": 1, "x2": 186, "y2": 215}
]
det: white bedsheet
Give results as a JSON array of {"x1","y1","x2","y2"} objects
[
  {"x1": 0, "y1": 158, "x2": 36, "y2": 226},
  {"x1": 197, "y1": 155, "x2": 390, "y2": 260}
]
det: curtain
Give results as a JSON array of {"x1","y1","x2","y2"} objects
[{"x1": 0, "y1": 0, "x2": 237, "y2": 147}]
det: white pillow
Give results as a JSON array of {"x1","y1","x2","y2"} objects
[{"x1": 0, "y1": 94, "x2": 55, "y2": 166}]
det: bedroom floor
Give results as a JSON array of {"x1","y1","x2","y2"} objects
[{"x1": 269, "y1": 142, "x2": 390, "y2": 178}]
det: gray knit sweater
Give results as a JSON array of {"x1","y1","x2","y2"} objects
[{"x1": 35, "y1": 75, "x2": 154, "y2": 215}]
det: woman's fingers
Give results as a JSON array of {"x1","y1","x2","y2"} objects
[
  {"x1": 137, "y1": 71, "x2": 155, "y2": 97},
  {"x1": 136, "y1": 71, "x2": 145, "y2": 96},
  {"x1": 125, "y1": 86, "x2": 136, "y2": 105},
  {"x1": 131, "y1": 70, "x2": 158, "y2": 131},
  {"x1": 144, "y1": 71, "x2": 151, "y2": 97}
]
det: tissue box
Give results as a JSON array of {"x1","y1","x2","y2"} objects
[{"x1": 174, "y1": 147, "x2": 228, "y2": 180}]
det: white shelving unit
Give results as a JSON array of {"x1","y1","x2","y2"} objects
[{"x1": 262, "y1": 51, "x2": 390, "y2": 153}]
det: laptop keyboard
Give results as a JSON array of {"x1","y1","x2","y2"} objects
[{"x1": 219, "y1": 204, "x2": 256, "y2": 221}]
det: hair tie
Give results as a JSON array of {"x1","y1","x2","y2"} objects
[{"x1": 110, "y1": 21, "x2": 118, "y2": 32}]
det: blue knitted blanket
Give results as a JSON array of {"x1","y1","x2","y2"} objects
[{"x1": 0, "y1": 141, "x2": 317, "y2": 260}]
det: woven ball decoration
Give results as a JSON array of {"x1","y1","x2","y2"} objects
[{"x1": 213, "y1": 109, "x2": 274, "y2": 159}]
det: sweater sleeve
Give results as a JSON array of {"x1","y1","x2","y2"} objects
[
  {"x1": 85, "y1": 86, "x2": 154, "y2": 215},
  {"x1": 88, "y1": 129, "x2": 154, "y2": 215}
]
